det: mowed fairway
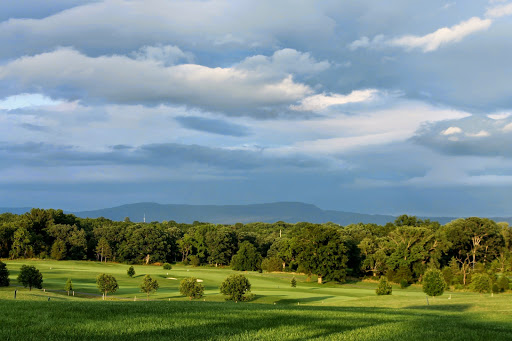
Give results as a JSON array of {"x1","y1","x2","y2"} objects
[{"x1": 1, "y1": 260, "x2": 512, "y2": 340}]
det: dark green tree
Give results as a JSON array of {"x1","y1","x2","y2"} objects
[
  {"x1": 51, "y1": 239, "x2": 67, "y2": 260},
  {"x1": 163, "y1": 263, "x2": 172, "y2": 270},
  {"x1": 291, "y1": 277, "x2": 297, "y2": 288},
  {"x1": 179, "y1": 277, "x2": 204, "y2": 300},
  {"x1": 220, "y1": 274, "x2": 251, "y2": 302},
  {"x1": 206, "y1": 227, "x2": 237, "y2": 267},
  {"x1": 10, "y1": 227, "x2": 33, "y2": 259},
  {"x1": 231, "y1": 241, "x2": 261, "y2": 271},
  {"x1": 17, "y1": 265, "x2": 43, "y2": 290},
  {"x1": 0, "y1": 261, "x2": 9, "y2": 286},
  {"x1": 497, "y1": 276, "x2": 510, "y2": 292},
  {"x1": 140, "y1": 275, "x2": 159, "y2": 300},
  {"x1": 422, "y1": 268, "x2": 445, "y2": 297},
  {"x1": 96, "y1": 273, "x2": 118, "y2": 299},
  {"x1": 127, "y1": 266, "x2": 135, "y2": 277}
]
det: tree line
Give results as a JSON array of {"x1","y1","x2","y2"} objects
[{"x1": 1, "y1": 209, "x2": 511, "y2": 287}]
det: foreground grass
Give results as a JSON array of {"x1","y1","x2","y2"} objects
[{"x1": 1, "y1": 260, "x2": 511, "y2": 340}]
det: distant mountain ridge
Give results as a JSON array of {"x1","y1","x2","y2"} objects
[{"x1": 2, "y1": 202, "x2": 512, "y2": 225}]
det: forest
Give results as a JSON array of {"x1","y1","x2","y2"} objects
[{"x1": 1, "y1": 208, "x2": 511, "y2": 287}]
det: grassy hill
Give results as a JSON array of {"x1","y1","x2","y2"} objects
[{"x1": 1, "y1": 260, "x2": 511, "y2": 340}]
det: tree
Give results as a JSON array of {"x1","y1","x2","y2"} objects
[
  {"x1": 497, "y1": 275, "x2": 510, "y2": 292},
  {"x1": 422, "y1": 268, "x2": 445, "y2": 297},
  {"x1": 231, "y1": 241, "x2": 261, "y2": 271},
  {"x1": 163, "y1": 263, "x2": 172, "y2": 270},
  {"x1": 65, "y1": 278, "x2": 73, "y2": 295},
  {"x1": 179, "y1": 277, "x2": 204, "y2": 300},
  {"x1": 376, "y1": 276, "x2": 392, "y2": 295},
  {"x1": 470, "y1": 273, "x2": 491, "y2": 294},
  {"x1": 0, "y1": 261, "x2": 9, "y2": 286},
  {"x1": 127, "y1": 266, "x2": 135, "y2": 277},
  {"x1": 18, "y1": 265, "x2": 43, "y2": 291},
  {"x1": 206, "y1": 227, "x2": 237, "y2": 267},
  {"x1": 291, "y1": 277, "x2": 297, "y2": 288},
  {"x1": 96, "y1": 273, "x2": 118, "y2": 299},
  {"x1": 51, "y1": 239, "x2": 67, "y2": 260},
  {"x1": 10, "y1": 227, "x2": 33, "y2": 259},
  {"x1": 95, "y1": 237, "x2": 112, "y2": 262},
  {"x1": 220, "y1": 274, "x2": 251, "y2": 302},
  {"x1": 140, "y1": 275, "x2": 159, "y2": 300}
]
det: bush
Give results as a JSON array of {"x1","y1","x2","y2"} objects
[
  {"x1": 127, "y1": 266, "x2": 135, "y2": 277},
  {"x1": 492, "y1": 283, "x2": 500, "y2": 294},
  {"x1": 470, "y1": 273, "x2": 491, "y2": 294},
  {"x1": 163, "y1": 263, "x2": 172, "y2": 270},
  {"x1": 220, "y1": 274, "x2": 252, "y2": 301},
  {"x1": 291, "y1": 277, "x2": 297, "y2": 288},
  {"x1": 179, "y1": 277, "x2": 204, "y2": 300},
  {"x1": 497, "y1": 276, "x2": 510, "y2": 292},
  {"x1": 189, "y1": 255, "x2": 200, "y2": 267},
  {"x1": 261, "y1": 257, "x2": 282, "y2": 272},
  {"x1": 17, "y1": 265, "x2": 43, "y2": 291},
  {"x1": 400, "y1": 279, "x2": 410, "y2": 289},
  {"x1": 376, "y1": 276, "x2": 392, "y2": 295},
  {"x1": 422, "y1": 268, "x2": 445, "y2": 297},
  {"x1": 0, "y1": 261, "x2": 9, "y2": 287}
]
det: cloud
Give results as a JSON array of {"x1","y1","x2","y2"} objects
[
  {"x1": 488, "y1": 112, "x2": 511, "y2": 120},
  {"x1": 0, "y1": 93, "x2": 62, "y2": 110},
  {"x1": 441, "y1": 126, "x2": 462, "y2": 135},
  {"x1": 466, "y1": 130, "x2": 490, "y2": 137},
  {"x1": 175, "y1": 116, "x2": 251, "y2": 136},
  {"x1": 131, "y1": 44, "x2": 194, "y2": 66},
  {"x1": 486, "y1": 3, "x2": 512, "y2": 18},
  {"x1": 388, "y1": 17, "x2": 492, "y2": 52},
  {"x1": 0, "y1": 48, "x2": 312, "y2": 116},
  {"x1": 290, "y1": 89, "x2": 379, "y2": 111}
]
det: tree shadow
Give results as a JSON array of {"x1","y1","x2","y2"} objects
[
  {"x1": 404, "y1": 303, "x2": 473, "y2": 312},
  {"x1": 275, "y1": 295, "x2": 335, "y2": 305}
]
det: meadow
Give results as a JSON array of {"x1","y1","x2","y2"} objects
[{"x1": 1, "y1": 260, "x2": 511, "y2": 340}]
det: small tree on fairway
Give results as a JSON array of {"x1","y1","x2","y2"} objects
[
  {"x1": 291, "y1": 277, "x2": 297, "y2": 287},
  {"x1": 140, "y1": 275, "x2": 159, "y2": 300},
  {"x1": 127, "y1": 266, "x2": 135, "y2": 278},
  {"x1": 179, "y1": 277, "x2": 204, "y2": 300},
  {"x1": 0, "y1": 261, "x2": 9, "y2": 287},
  {"x1": 17, "y1": 265, "x2": 43, "y2": 291},
  {"x1": 96, "y1": 273, "x2": 118, "y2": 299},
  {"x1": 65, "y1": 278, "x2": 73, "y2": 296},
  {"x1": 220, "y1": 274, "x2": 251, "y2": 302},
  {"x1": 422, "y1": 268, "x2": 445, "y2": 297},
  {"x1": 376, "y1": 276, "x2": 392, "y2": 295},
  {"x1": 470, "y1": 273, "x2": 491, "y2": 294}
]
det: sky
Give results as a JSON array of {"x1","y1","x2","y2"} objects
[{"x1": 1, "y1": 0, "x2": 512, "y2": 216}]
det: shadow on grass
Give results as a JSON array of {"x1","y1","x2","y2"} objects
[
  {"x1": 404, "y1": 303, "x2": 473, "y2": 312},
  {"x1": 275, "y1": 295, "x2": 335, "y2": 305}
]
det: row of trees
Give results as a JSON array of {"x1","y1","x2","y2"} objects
[{"x1": 1, "y1": 209, "x2": 512, "y2": 287}]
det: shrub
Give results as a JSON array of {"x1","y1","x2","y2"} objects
[
  {"x1": 497, "y1": 276, "x2": 510, "y2": 292},
  {"x1": 400, "y1": 279, "x2": 410, "y2": 289},
  {"x1": 261, "y1": 256, "x2": 283, "y2": 272},
  {"x1": 291, "y1": 277, "x2": 297, "y2": 288},
  {"x1": 422, "y1": 268, "x2": 445, "y2": 297},
  {"x1": 163, "y1": 263, "x2": 172, "y2": 270},
  {"x1": 17, "y1": 265, "x2": 43, "y2": 291},
  {"x1": 127, "y1": 266, "x2": 135, "y2": 277},
  {"x1": 189, "y1": 255, "x2": 200, "y2": 267},
  {"x1": 470, "y1": 273, "x2": 491, "y2": 294},
  {"x1": 0, "y1": 261, "x2": 9, "y2": 287},
  {"x1": 376, "y1": 276, "x2": 392, "y2": 295},
  {"x1": 492, "y1": 283, "x2": 500, "y2": 294},
  {"x1": 179, "y1": 277, "x2": 204, "y2": 300},
  {"x1": 220, "y1": 274, "x2": 252, "y2": 301}
]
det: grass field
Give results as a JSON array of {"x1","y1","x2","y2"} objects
[{"x1": 1, "y1": 260, "x2": 511, "y2": 340}]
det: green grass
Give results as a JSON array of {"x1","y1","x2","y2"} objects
[{"x1": 1, "y1": 260, "x2": 511, "y2": 340}]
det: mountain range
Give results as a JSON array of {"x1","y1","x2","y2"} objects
[{"x1": 1, "y1": 202, "x2": 512, "y2": 225}]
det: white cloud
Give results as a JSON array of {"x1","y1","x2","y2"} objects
[
  {"x1": 132, "y1": 44, "x2": 194, "y2": 66},
  {"x1": 441, "y1": 126, "x2": 462, "y2": 135},
  {"x1": 488, "y1": 112, "x2": 511, "y2": 120},
  {"x1": 290, "y1": 89, "x2": 379, "y2": 111},
  {"x1": 503, "y1": 122, "x2": 512, "y2": 132},
  {"x1": 0, "y1": 48, "x2": 312, "y2": 115},
  {"x1": 466, "y1": 130, "x2": 490, "y2": 137},
  {"x1": 486, "y1": 3, "x2": 512, "y2": 18},
  {"x1": 389, "y1": 17, "x2": 492, "y2": 52}
]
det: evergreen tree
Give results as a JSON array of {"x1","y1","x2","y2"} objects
[
  {"x1": 65, "y1": 278, "x2": 73, "y2": 295},
  {"x1": 0, "y1": 261, "x2": 9, "y2": 287},
  {"x1": 127, "y1": 266, "x2": 135, "y2": 277},
  {"x1": 376, "y1": 276, "x2": 392, "y2": 295},
  {"x1": 18, "y1": 265, "x2": 43, "y2": 291}
]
